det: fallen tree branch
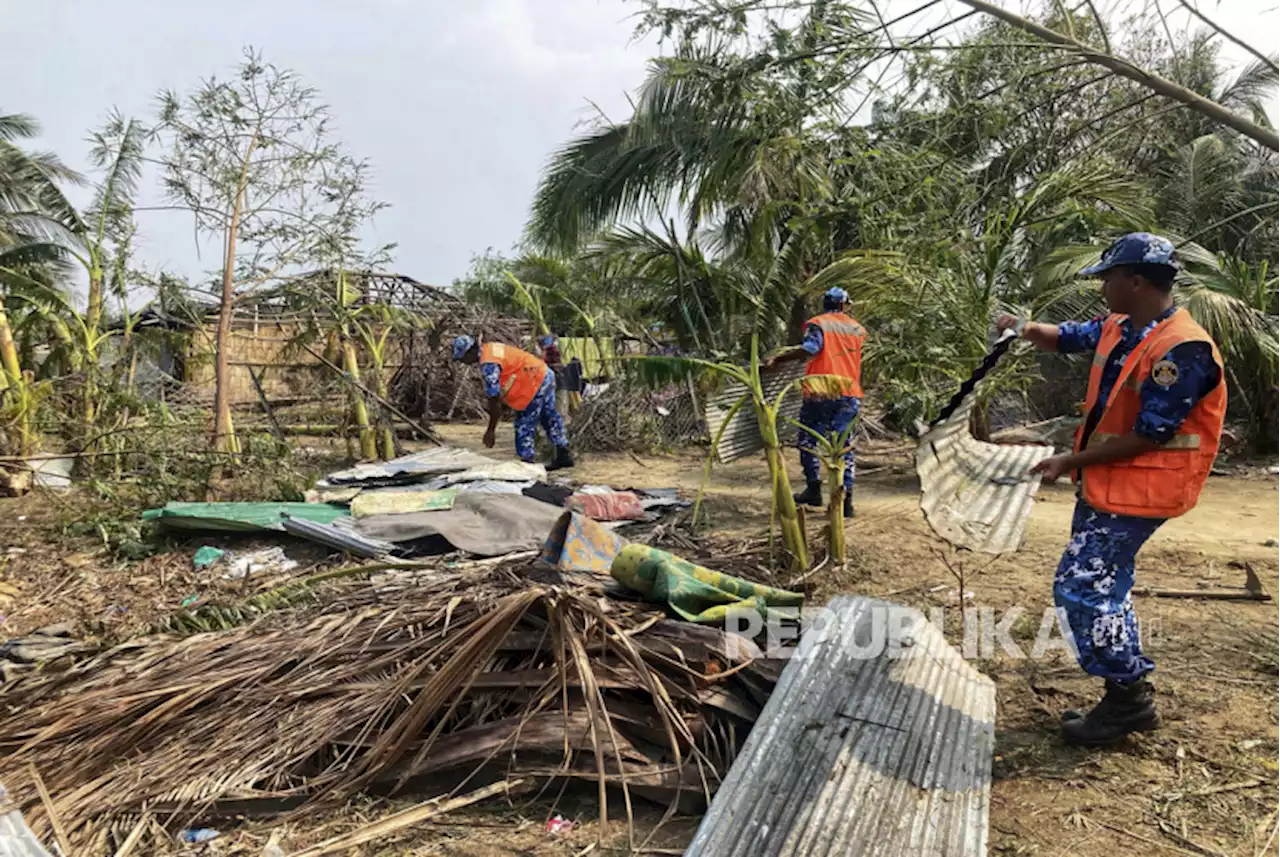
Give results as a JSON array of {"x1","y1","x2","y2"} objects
[
  {"x1": 1175, "y1": 0, "x2": 1278, "y2": 75},
  {"x1": 955, "y1": 0, "x2": 1279, "y2": 150}
]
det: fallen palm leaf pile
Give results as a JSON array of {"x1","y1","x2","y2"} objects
[{"x1": 0, "y1": 559, "x2": 782, "y2": 856}]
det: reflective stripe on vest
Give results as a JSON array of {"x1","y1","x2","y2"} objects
[
  {"x1": 1074, "y1": 309, "x2": 1227, "y2": 518},
  {"x1": 482, "y1": 342, "x2": 548, "y2": 412},
  {"x1": 803, "y1": 312, "x2": 865, "y2": 399},
  {"x1": 1091, "y1": 432, "x2": 1202, "y2": 450}
]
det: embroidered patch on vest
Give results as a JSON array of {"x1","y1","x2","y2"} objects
[{"x1": 1151, "y1": 359, "x2": 1179, "y2": 387}]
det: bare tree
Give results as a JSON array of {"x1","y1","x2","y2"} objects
[{"x1": 155, "y1": 47, "x2": 374, "y2": 454}]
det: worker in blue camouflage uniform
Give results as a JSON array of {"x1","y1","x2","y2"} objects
[
  {"x1": 764, "y1": 287, "x2": 865, "y2": 518},
  {"x1": 504, "y1": 367, "x2": 571, "y2": 466},
  {"x1": 997, "y1": 232, "x2": 1225, "y2": 746},
  {"x1": 452, "y1": 335, "x2": 573, "y2": 470}
]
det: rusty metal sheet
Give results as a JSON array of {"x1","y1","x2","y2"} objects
[
  {"x1": 703, "y1": 363, "x2": 806, "y2": 464},
  {"x1": 915, "y1": 395, "x2": 1055, "y2": 555},
  {"x1": 685, "y1": 595, "x2": 996, "y2": 857}
]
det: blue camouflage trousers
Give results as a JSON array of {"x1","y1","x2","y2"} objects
[
  {"x1": 1054, "y1": 499, "x2": 1165, "y2": 685},
  {"x1": 513, "y1": 371, "x2": 568, "y2": 462},
  {"x1": 797, "y1": 396, "x2": 860, "y2": 491}
]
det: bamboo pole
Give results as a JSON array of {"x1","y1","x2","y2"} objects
[
  {"x1": 299, "y1": 341, "x2": 440, "y2": 443},
  {"x1": 341, "y1": 339, "x2": 378, "y2": 460}
]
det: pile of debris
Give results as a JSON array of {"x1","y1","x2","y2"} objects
[
  {"x1": 0, "y1": 447, "x2": 792, "y2": 855},
  {"x1": 0, "y1": 557, "x2": 780, "y2": 854},
  {"x1": 142, "y1": 446, "x2": 689, "y2": 562}
]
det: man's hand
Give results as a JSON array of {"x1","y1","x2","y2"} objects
[
  {"x1": 995, "y1": 314, "x2": 1022, "y2": 334},
  {"x1": 482, "y1": 427, "x2": 496, "y2": 449},
  {"x1": 1030, "y1": 454, "x2": 1073, "y2": 482}
]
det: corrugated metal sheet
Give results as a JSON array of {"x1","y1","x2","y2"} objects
[
  {"x1": 915, "y1": 395, "x2": 1055, "y2": 554},
  {"x1": 703, "y1": 363, "x2": 806, "y2": 463},
  {"x1": 686, "y1": 595, "x2": 995, "y2": 857},
  {"x1": 280, "y1": 515, "x2": 395, "y2": 559},
  {"x1": 323, "y1": 447, "x2": 497, "y2": 487}
]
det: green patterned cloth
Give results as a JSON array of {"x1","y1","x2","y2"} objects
[{"x1": 610, "y1": 544, "x2": 804, "y2": 624}]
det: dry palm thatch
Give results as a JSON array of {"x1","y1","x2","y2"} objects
[{"x1": 0, "y1": 562, "x2": 781, "y2": 856}]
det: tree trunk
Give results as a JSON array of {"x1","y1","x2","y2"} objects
[
  {"x1": 373, "y1": 357, "x2": 396, "y2": 460},
  {"x1": 82, "y1": 265, "x2": 103, "y2": 434},
  {"x1": 342, "y1": 340, "x2": 377, "y2": 461},
  {"x1": 787, "y1": 294, "x2": 809, "y2": 345},
  {"x1": 212, "y1": 284, "x2": 239, "y2": 455},
  {"x1": 212, "y1": 135, "x2": 257, "y2": 456},
  {"x1": 969, "y1": 399, "x2": 991, "y2": 441},
  {"x1": 0, "y1": 304, "x2": 22, "y2": 387},
  {"x1": 760, "y1": 411, "x2": 808, "y2": 573},
  {"x1": 827, "y1": 481, "x2": 846, "y2": 565},
  {"x1": 0, "y1": 303, "x2": 34, "y2": 456}
]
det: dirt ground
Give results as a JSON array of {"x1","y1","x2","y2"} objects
[
  {"x1": 428, "y1": 423, "x2": 1280, "y2": 857},
  {"x1": 1, "y1": 423, "x2": 1276, "y2": 855}
]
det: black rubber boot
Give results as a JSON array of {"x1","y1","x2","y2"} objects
[
  {"x1": 793, "y1": 481, "x2": 823, "y2": 508},
  {"x1": 842, "y1": 492, "x2": 854, "y2": 518},
  {"x1": 1061, "y1": 679, "x2": 1160, "y2": 746},
  {"x1": 1060, "y1": 681, "x2": 1120, "y2": 723},
  {"x1": 548, "y1": 446, "x2": 575, "y2": 471}
]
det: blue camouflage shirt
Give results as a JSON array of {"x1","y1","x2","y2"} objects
[
  {"x1": 1057, "y1": 307, "x2": 1221, "y2": 446},
  {"x1": 480, "y1": 362, "x2": 503, "y2": 398},
  {"x1": 800, "y1": 324, "x2": 824, "y2": 355}
]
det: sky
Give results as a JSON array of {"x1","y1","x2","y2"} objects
[
  {"x1": 3, "y1": 0, "x2": 659, "y2": 291},
  {"x1": 2, "y1": 0, "x2": 1276, "y2": 294}
]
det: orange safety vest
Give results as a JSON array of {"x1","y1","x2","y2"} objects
[
  {"x1": 480, "y1": 342, "x2": 548, "y2": 412},
  {"x1": 802, "y1": 312, "x2": 865, "y2": 399},
  {"x1": 1075, "y1": 308, "x2": 1226, "y2": 519}
]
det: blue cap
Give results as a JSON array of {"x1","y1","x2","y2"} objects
[
  {"x1": 539, "y1": 335, "x2": 555, "y2": 347},
  {"x1": 1080, "y1": 232, "x2": 1180, "y2": 276},
  {"x1": 451, "y1": 335, "x2": 476, "y2": 360},
  {"x1": 823, "y1": 287, "x2": 848, "y2": 304}
]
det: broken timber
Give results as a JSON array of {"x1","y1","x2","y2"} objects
[{"x1": 686, "y1": 596, "x2": 996, "y2": 856}]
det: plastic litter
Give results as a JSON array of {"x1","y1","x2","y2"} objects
[
  {"x1": 179, "y1": 829, "x2": 219, "y2": 844},
  {"x1": 28, "y1": 457, "x2": 73, "y2": 490},
  {"x1": 192, "y1": 546, "x2": 226, "y2": 568},
  {"x1": 220, "y1": 547, "x2": 299, "y2": 580},
  {"x1": 0, "y1": 783, "x2": 55, "y2": 857},
  {"x1": 545, "y1": 815, "x2": 574, "y2": 837}
]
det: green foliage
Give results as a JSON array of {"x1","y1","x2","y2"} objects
[{"x1": 515, "y1": 0, "x2": 1276, "y2": 445}]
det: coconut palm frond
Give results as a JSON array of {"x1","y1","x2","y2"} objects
[
  {"x1": 1160, "y1": 134, "x2": 1243, "y2": 237},
  {"x1": 85, "y1": 112, "x2": 147, "y2": 245},
  {"x1": 1217, "y1": 57, "x2": 1279, "y2": 124},
  {"x1": 526, "y1": 121, "x2": 681, "y2": 256},
  {"x1": 0, "y1": 140, "x2": 85, "y2": 240},
  {"x1": 0, "y1": 113, "x2": 41, "y2": 143}
]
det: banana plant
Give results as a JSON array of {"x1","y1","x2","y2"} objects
[
  {"x1": 787, "y1": 419, "x2": 858, "y2": 566},
  {"x1": 349, "y1": 301, "x2": 417, "y2": 460},
  {"x1": 284, "y1": 266, "x2": 408, "y2": 461},
  {"x1": 646, "y1": 333, "x2": 811, "y2": 573}
]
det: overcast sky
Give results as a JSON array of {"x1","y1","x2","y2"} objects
[{"x1": 3, "y1": 0, "x2": 1276, "y2": 293}]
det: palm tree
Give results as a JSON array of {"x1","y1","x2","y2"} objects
[{"x1": 0, "y1": 113, "x2": 85, "y2": 456}]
